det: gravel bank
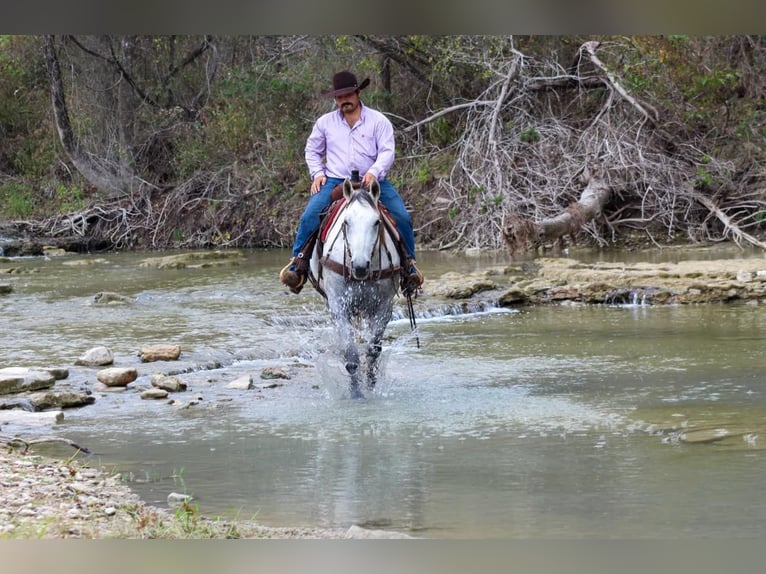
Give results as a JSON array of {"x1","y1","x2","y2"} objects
[{"x1": 0, "y1": 447, "x2": 411, "y2": 539}]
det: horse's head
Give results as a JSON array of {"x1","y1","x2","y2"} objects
[{"x1": 340, "y1": 177, "x2": 382, "y2": 280}]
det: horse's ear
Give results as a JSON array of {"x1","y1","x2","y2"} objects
[
  {"x1": 369, "y1": 177, "x2": 380, "y2": 204},
  {"x1": 342, "y1": 178, "x2": 353, "y2": 201}
]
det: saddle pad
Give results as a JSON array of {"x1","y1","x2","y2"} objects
[{"x1": 320, "y1": 199, "x2": 347, "y2": 242}]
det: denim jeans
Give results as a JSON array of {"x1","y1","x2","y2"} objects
[{"x1": 292, "y1": 177, "x2": 416, "y2": 260}]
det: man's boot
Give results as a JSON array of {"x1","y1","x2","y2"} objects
[
  {"x1": 279, "y1": 253, "x2": 310, "y2": 294},
  {"x1": 401, "y1": 258, "x2": 424, "y2": 295}
]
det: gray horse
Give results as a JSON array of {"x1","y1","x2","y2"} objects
[{"x1": 310, "y1": 178, "x2": 402, "y2": 398}]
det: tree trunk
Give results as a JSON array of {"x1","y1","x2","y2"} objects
[
  {"x1": 43, "y1": 35, "x2": 132, "y2": 198},
  {"x1": 503, "y1": 175, "x2": 611, "y2": 255}
]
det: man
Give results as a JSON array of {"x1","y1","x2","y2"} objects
[{"x1": 279, "y1": 70, "x2": 424, "y2": 295}]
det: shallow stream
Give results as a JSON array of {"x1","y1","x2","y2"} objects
[{"x1": 2, "y1": 246, "x2": 765, "y2": 538}]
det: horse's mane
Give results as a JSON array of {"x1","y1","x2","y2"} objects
[{"x1": 346, "y1": 187, "x2": 377, "y2": 209}]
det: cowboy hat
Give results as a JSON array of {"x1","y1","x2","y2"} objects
[{"x1": 320, "y1": 71, "x2": 370, "y2": 98}]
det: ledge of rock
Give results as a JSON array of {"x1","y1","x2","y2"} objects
[
  {"x1": 0, "y1": 368, "x2": 56, "y2": 396},
  {"x1": 138, "y1": 250, "x2": 243, "y2": 270},
  {"x1": 430, "y1": 256, "x2": 766, "y2": 306}
]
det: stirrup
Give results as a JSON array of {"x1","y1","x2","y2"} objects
[{"x1": 279, "y1": 258, "x2": 308, "y2": 294}]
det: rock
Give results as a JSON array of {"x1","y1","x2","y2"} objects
[
  {"x1": 42, "y1": 246, "x2": 68, "y2": 257},
  {"x1": 167, "y1": 492, "x2": 193, "y2": 507},
  {"x1": 26, "y1": 391, "x2": 95, "y2": 410},
  {"x1": 0, "y1": 368, "x2": 56, "y2": 396},
  {"x1": 96, "y1": 367, "x2": 138, "y2": 387},
  {"x1": 139, "y1": 344, "x2": 181, "y2": 362},
  {"x1": 92, "y1": 292, "x2": 135, "y2": 305},
  {"x1": 226, "y1": 374, "x2": 254, "y2": 390},
  {"x1": 140, "y1": 388, "x2": 169, "y2": 400},
  {"x1": 0, "y1": 283, "x2": 12, "y2": 295},
  {"x1": 75, "y1": 346, "x2": 114, "y2": 366},
  {"x1": 345, "y1": 524, "x2": 415, "y2": 539},
  {"x1": 680, "y1": 428, "x2": 731, "y2": 444},
  {"x1": 62, "y1": 258, "x2": 108, "y2": 266},
  {"x1": 260, "y1": 367, "x2": 289, "y2": 380},
  {"x1": 150, "y1": 373, "x2": 187, "y2": 392},
  {"x1": 139, "y1": 250, "x2": 243, "y2": 270},
  {"x1": 0, "y1": 409, "x2": 64, "y2": 426},
  {"x1": 43, "y1": 367, "x2": 70, "y2": 380}
]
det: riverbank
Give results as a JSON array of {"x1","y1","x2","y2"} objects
[{"x1": 0, "y1": 446, "x2": 412, "y2": 539}]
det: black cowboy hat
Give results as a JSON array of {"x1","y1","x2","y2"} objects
[{"x1": 320, "y1": 71, "x2": 370, "y2": 98}]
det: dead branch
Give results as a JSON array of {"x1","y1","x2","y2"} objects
[
  {"x1": 1, "y1": 434, "x2": 92, "y2": 454},
  {"x1": 690, "y1": 189, "x2": 766, "y2": 249}
]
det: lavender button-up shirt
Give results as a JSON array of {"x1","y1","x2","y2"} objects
[{"x1": 304, "y1": 102, "x2": 395, "y2": 181}]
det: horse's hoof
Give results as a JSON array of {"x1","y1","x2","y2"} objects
[{"x1": 345, "y1": 362, "x2": 359, "y2": 374}]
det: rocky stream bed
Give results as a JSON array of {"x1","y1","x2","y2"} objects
[{"x1": 2, "y1": 247, "x2": 766, "y2": 538}]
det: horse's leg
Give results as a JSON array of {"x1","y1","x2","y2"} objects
[
  {"x1": 365, "y1": 340, "x2": 382, "y2": 390},
  {"x1": 364, "y1": 300, "x2": 393, "y2": 391},
  {"x1": 344, "y1": 341, "x2": 363, "y2": 398},
  {"x1": 339, "y1": 316, "x2": 364, "y2": 398}
]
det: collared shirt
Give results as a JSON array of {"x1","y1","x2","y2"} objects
[{"x1": 304, "y1": 102, "x2": 395, "y2": 181}]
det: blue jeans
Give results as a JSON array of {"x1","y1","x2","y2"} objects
[{"x1": 292, "y1": 177, "x2": 416, "y2": 260}]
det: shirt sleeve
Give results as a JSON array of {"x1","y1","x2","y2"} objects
[
  {"x1": 304, "y1": 119, "x2": 327, "y2": 179},
  {"x1": 368, "y1": 113, "x2": 395, "y2": 180}
]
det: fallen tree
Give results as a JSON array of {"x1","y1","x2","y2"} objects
[{"x1": 503, "y1": 172, "x2": 611, "y2": 254}]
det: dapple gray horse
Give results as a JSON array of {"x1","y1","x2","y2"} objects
[{"x1": 310, "y1": 178, "x2": 401, "y2": 398}]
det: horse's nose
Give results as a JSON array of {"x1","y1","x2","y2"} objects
[{"x1": 352, "y1": 263, "x2": 370, "y2": 280}]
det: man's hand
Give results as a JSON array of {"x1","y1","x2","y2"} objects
[
  {"x1": 362, "y1": 171, "x2": 376, "y2": 189},
  {"x1": 310, "y1": 175, "x2": 326, "y2": 195}
]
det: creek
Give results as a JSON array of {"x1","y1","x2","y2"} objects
[{"x1": 1, "y1": 246, "x2": 765, "y2": 538}]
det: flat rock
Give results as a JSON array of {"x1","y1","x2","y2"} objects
[
  {"x1": 150, "y1": 373, "x2": 187, "y2": 392},
  {"x1": 75, "y1": 346, "x2": 114, "y2": 366},
  {"x1": 139, "y1": 344, "x2": 181, "y2": 362},
  {"x1": 226, "y1": 374, "x2": 254, "y2": 390},
  {"x1": 26, "y1": 391, "x2": 95, "y2": 410},
  {"x1": 0, "y1": 368, "x2": 56, "y2": 396},
  {"x1": 141, "y1": 388, "x2": 169, "y2": 400},
  {"x1": 0, "y1": 409, "x2": 64, "y2": 426},
  {"x1": 260, "y1": 367, "x2": 289, "y2": 380},
  {"x1": 139, "y1": 250, "x2": 242, "y2": 270},
  {"x1": 96, "y1": 367, "x2": 138, "y2": 387},
  {"x1": 92, "y1": 292, "x2": 135, "y2": 305}
]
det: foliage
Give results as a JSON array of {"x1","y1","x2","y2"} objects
[{"x1": 3, "y1": 35, "x2": 766, "y2": 252}]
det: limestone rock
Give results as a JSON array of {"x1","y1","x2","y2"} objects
[
  {"x1": 150, "y1": 373, "x2": 187, "y2": 392},
  {"x1": 226, "y1": 374, "x2": 254, "y2": 390},
  {"x1": 26, "y1": 391, "x2": 95, "y2": 410},
  {"x1": 260, "y1": 367, "x2": 289, "y2": 380},
  {"x1": 75, "y1": 346, "x2": 114, "y2": 366},
  {"x1": 139, "y1": 344, "x2": 181, "y2": 362},
  {"x1": 140, "y1": 388, "x2": 169, "y2": 400},
  {"x1": 0, "y1": 368, "x2": 56, "y2": 396},
  {"x1": 139, "y1": 250, "x2": 242, "y2": 270},
  {"x1": 96, "y1": 367, "x2": 137, "y2": 387},
  {"x1": 92, "y1": 292, "x2": 136, "y2": 305},
  {"x1": 0, "y1": 409, "x2": 64, "y2": 426}
]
